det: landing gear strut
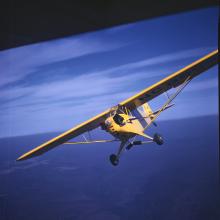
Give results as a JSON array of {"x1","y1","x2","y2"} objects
[
  {"x1": 126, "y1": 141, "x2": 142, "y2": 150},
  {"x1": 109, "y1": 134, "x2": 163, "y2": 165},
  {"x1": 109, "y1": 140, "x2": 127, "y2": 166},
  {"x1": 153, "y1": 133, "x2": 164, "y2": 145}
]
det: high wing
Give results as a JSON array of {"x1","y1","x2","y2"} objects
[
  {"x1": 17, "y1": 110, "x2": 110, "y2": 161},
  {"x1": 120, "y1": 49, "x2": 218, "y2": 110},
  {"x1": 17, "y1": 49, "x2": 218, "y2": 161}
]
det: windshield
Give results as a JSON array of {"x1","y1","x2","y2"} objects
[{"x1": 113, "y1": 114, "x2": 125, "y2": 126}]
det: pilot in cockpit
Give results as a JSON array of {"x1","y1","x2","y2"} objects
[{"x1": 113, "y1": 114, "x2": 125, "y2": 126}]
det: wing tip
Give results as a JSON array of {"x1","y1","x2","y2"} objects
[
  {"x1": 16, "y1": 156, "x2": 25, "y2": 161},
  {"x1": 16, "y1": 154, "x2": 30, "y2": 161}
]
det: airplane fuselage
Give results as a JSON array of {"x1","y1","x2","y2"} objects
[{"x1": 102, "y1": 113, "x2": 145, "y2": 141}]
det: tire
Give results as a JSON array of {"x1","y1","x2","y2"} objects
[
  {"x1": 126, "y1": 143, "x2": 133, "y2": 150},
  {"x1": 153, "y1": 133, "x2": 164, "y2": 145},
  {"x1": 109, "y1": 154, "x2": 119, "y2": 166}
]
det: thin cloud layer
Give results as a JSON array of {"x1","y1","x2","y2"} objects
[
  {"x1": 0, "y1": 9, "x2": 218, "y2": 137},
  {"x1": 0, "y1": 33, "x2": 126, "y2": 87},
  {"x1": 0, "y1": 47, "x2": 217, "y2": 137}
]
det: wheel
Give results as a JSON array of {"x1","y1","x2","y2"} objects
[
  {"x1": 126, "y1": 143, "x2": 133, "y2": 150},
  {"x1": 109, "y1": 154, "x2": 119, "y2": 166},
  {"x1": 153, "y1": 133, "x2": 164, "y2": 145},
  {"x1": 133, "y1": 141, "x2": 142, "y2": 145}
]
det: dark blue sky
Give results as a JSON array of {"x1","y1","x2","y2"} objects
[{"x1": 0, "y1": 7, "x2": 218, "y2": 137}]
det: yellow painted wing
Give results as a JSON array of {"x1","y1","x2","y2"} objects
[
  {"x1": 17, "y1": 49, "x2": 218, "y2": 161},
  {"x1": 120, "y1": 49, "x2": 218, "y2": 110},
  {"x1": 17, "y1": 110, "x2": 109, "y2": 161}
]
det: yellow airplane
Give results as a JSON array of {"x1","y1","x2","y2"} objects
[{"x1": 17, "y1": 50, "x2": 219, "y2": 166}]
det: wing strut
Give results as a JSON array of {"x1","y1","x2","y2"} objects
[
  {"x1": 144, "y1": 76, "x2": 192, "y2": 130},
  {"x1": 64, "y1": 139, "x2": 118, "y2": 145}
]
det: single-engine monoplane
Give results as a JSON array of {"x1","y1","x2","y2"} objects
[{"x1": 17, "y1": 50, "x2": 218, "y2": 165}]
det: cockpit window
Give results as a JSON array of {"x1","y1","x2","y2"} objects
[
  {"x1": 105, "y1": 119, "x2": 112, "y2": 127},
  {"x1": 113, "y1": 114, "x2": 125, "y2": 126}
]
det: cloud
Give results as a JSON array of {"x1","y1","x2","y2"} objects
[
  {"x1": 0, "y1": 160, "x2": 49, "y2": 175},
  {"x1": 0, "y1": 34, "x2": 126, "y2": 87},
  {"x1": 75, "y1": 47, "x2": 214, "y2": 79},
  {"x1": 97, "y1": 47, "x2": 215, "y2": 75},
  {"x1": 0, "y1": 46, "x2": 213, "y2": 104},
  {"x1": 57, "y1": 165, "x2": 79, "y2": 172},
  {"x1": 0, "y1": 71, "x2": 217, "y2": 137},
  {"x1": 0, "y1": 71, "x2": 145, "y2": 109},
  {"x1": 185, "y1": 78, "x2": 218, "y2": 92},
  {"x1": 0, "y1": 45, "x2": 217, "y2": 137},
  {"x1": 0, "y1": 47, "x2": 216, "y2": 112}
]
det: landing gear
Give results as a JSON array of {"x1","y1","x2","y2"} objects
[
  {"x1": 126, "y1": 141, "x2": 142, "y2": 150},
  {"x1": 126, "y1": 143, "x2": 133, "y2": 150},
  {"x1": 110, "y1": 134, "x2": 163, "y2": 165},
  {"x1": 109, "y1": 154, "x2": 119, "y2": 166},
  {"x1": 153, "y1": 133, "x2": 164, "y2": 145},
  {"x1": 109, "y1": 140, "x2": 128, "y2": 166}
]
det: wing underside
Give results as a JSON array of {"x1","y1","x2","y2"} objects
[
  {"x1": 121, "y1": 49, "x2": 218, "y2": 111},
  {"x1": 17, "y1": 110, "x2": 109, "y2": 161}
]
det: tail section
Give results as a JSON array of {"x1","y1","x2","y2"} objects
[
  {"x1": 135, "y1": 103, "x2": 174, "y2": 127},
  {"x1": 141, "y1": 103, "x2": 155, "y2": 125},
  {"x1": 137, "y1": 103, "x2": 157, "y2": 126}
]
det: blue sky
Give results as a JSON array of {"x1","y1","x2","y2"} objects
[{"x1": 0, "y1": 7, "x2": 218, "y2": 137}]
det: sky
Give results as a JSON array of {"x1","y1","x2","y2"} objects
[{"x1": 0, "y1": 7, "x2": 218, "y2": 137}]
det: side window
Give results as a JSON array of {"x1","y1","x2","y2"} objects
[{"x1": 113, "y1": 114, "x2": 124, "y2": 126}]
